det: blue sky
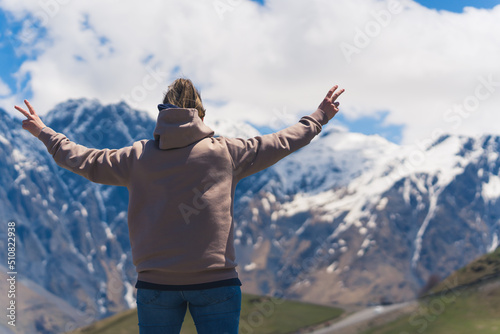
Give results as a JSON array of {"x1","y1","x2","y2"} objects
[
  {"x1": 1, "y1": 0, "x2": 499, "y2": 145},
  {"x1": 414, "y1": 0, "x2": 500, "y2": 12},
  {"x1": 0, "y1": 11, "x2": 23, "y2": 95},
  {"x1": 250, "y1": 0, "x2": 500, "y2": 12},
  {"x1": 254, "y1": 111, "x2": 404, "y2": 144}
]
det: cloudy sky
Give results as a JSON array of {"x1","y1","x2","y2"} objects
[{"x1": 0, "y1": 0, "x2": 499, "y2": 144}]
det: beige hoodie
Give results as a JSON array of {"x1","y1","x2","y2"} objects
[{"x1": 38, "y1": 107, "x2": 330, "y2": 285}]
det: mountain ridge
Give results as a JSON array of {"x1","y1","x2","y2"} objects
[{"x1": 1, "y1": 99, "x2": 499, "y2": 333}]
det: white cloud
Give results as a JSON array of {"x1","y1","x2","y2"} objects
[
  {"x1": 1, "y1": 0, "x2": 499, "y2": 144},
  {"x1": 0, "y1": 78, "x2": 11, "y2": 96}
]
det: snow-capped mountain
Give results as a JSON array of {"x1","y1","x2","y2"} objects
[
  {"x1": 1, "y1": 99, "x2": 499, "y2": 332},
  {"x1": 0, "y1": 100, "x2": 152, "y2": 333},
  {"x1": 235, "y1": 128, "x2": 500, "y2": 306}
]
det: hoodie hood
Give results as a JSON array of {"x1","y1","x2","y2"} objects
[{"x1": 153, "y1": 105, "x2": 214, "y2": 150}]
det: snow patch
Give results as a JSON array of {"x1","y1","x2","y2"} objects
[
  {"x1": 206, "y1": 118, "x2": 261, "y2": 139},
  {"x1": 244, "y1": 262, "x2": 257, "y2": 271},
  {"x1": 117, "y1": 253, "x2": 127, "y2": 271},
  {"x1": 295, "y1": 219, "x2": 311, "y2": 236},
  {"x1": 48, "y1": 186, "x2": 55, "y2": 202},
  {"x1": 279, "y1": 193, "x2": 315, "y2": 217},
  {"x1": 47, "y1": 210, "x2": 58, "y2": 221},
  {"x1": 80, "y1": 206, "x2": 88, "y2": 217},
  {"x1": 0, "y1": 134, "x2": 9, "y2": 145},
  {"x1": 357, "y1": 238, "x2": 372, "y2": 257},
  {"x1": 412, "y1": 184, "x2": 441, "y2": 268},
  {"x1": 403, "y1": 178, "x2": 411, "y2": 204},
  {"x1": 251, "y1": 208, "x2": 259, "y2": 222},
  {"x1": 253, "y1": 236, "x2": 263, "y2": 249},
  {"x1": 261, "y1": 198, "x2": 271, "y2": 213},
  {"x1": 294, "y1": 280, "x2": 311, "y2": 288},
  {"x1": 482, "y1": 175, "x2": 500, "y2": 201},
  {"x1": 271, "y1": 211, "x2": 279, "y2": 222},
  {"x1": 117, "y1": 211, "x2": 127, "y2": 220},
  {"x1": 20, "y1": 184, "x2": 30, "y2": 196},
  {"x1": 124, "y1": 281, "x2": 136, "y2": 308},
  {"x1": 376, "y1": 197, "x2": 388, "y2": 211},
  {"x1": 488, "y1": 152, "x2": 499, "y2": 163},
  {"x1": 104, "y1": 226, "x2": 114, "y2": 239},
  {"x1": 488, "y1": 233, "x2": 499, "y2": 253},
  {"x1": 326, "y1": 262, "x2": 337, "y2": 273},
  {"x1": 97, "y1": 283, "x2": 107, "y2": 314},
  {"x1": 478, "y1": 168, "x2": 484, "y2": 178},
  {"x1": 11, "y1": 149, "x2": 27, "y2": 162},
  {"x1": 367, "y1": 219, "x2": 377, "y2": 229}
]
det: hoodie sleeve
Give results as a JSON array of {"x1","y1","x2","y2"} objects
[
  {"x1": 225, "y1": 109, "x2": 329, "y2": 180},
  {"x1": 38, "y1": 127, "x2": 136, "y2": 187}
]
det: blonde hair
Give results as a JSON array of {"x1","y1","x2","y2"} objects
[{"x1": 163, "y1": 78, "x2": 206, "y2": 119}]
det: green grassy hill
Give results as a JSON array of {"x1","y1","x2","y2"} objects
[
  {"x1": 430, "y1": 246, "x2": 500, "y2": 293},
  {"x1": 66, "y1": 293, "x2": 343, "y2": 334},
  {"x1": 362, "y1": 247, "x2": 500, "y2": 334}
]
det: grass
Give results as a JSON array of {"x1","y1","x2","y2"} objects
[
  {"x1": 361, "y1": 247, "x2": 500, "y2": 334},
  {"x1": 430, "y1": 246, "x2": 500, "y2": 294},
  {"x1": 67, "y1": 293, "x2": 343, "y2": 334},
  {"x1": 361, "y1": 285, "x2": 500, "y2": 334}
]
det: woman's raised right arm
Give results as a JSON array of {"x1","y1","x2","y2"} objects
[{"x1": 226, "y1": 85, "x2": 345, "y2": 180}]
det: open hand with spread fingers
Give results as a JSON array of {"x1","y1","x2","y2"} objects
[
  {"x1": 318, "y1": 85, "x2": 345, "y2": 121},
  {"x1": 15, "y1": 100, "x2": 47, "y2": 137}
]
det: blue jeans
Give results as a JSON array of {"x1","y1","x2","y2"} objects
[{"x1": 136, "y1": 286, "x2": 241, "y2": 334}]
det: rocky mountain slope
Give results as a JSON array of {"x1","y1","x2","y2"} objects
[{"x1": 234, "y1": 120, "x2": 500, "y2": 306}]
